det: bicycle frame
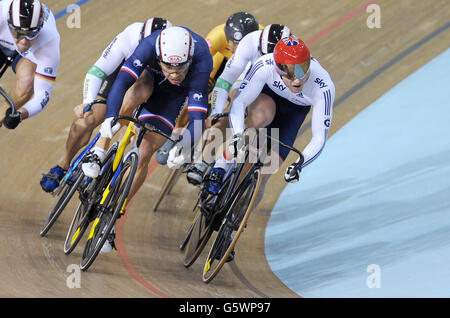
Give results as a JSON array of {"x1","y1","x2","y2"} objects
[
  {"x1": 97, "y1": 121, "x2": 139, "y2": 215},
  {"x1": 84, "y1": 113, "x2": 175, "y2": 250},
  {"x1": 212, "y1": 127, "x2": 304, "y2": 214},
  {"x1": 95, "y1": 113, "x2": 176, "y2": 213}
]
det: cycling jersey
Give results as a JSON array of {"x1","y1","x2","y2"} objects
[
  {"x1": 229, "y1": 54, "x2": 335, "y2": 168},
  {"x1": 210, "y1": 30, "x2": 262, "y2": 115},
  {"x1": 106, "y1": 27, "x2": 212, "y2": 149},
  {"x1": 0, "y1": 0, "x2": 59, "y2": 117},
  {"x1": 83, "y1": 22, "x2": 147, "y2": 104}
]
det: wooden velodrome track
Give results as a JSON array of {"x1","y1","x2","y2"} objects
[{"x1": 0, "y1": 0, "x2": 448, "y2": 297}]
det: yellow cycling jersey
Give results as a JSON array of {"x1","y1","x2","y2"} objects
[{"x1": 205, "y1": 23, "x2": 264, "y2": 90}]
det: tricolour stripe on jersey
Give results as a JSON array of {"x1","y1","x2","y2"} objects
[
  {"x1": 302, "y1": 129, "x2": 329, "y2": 168},
  {"x1": 120, "y1": 66, "x2": 139, "y2": 80},
  {"x1": 35, "y1": 72, "x2": 56, "y2": 83},
  {"x1": 323, "y1": 89, "x2": 332, "y2": 116},
  {"x1": 138, "y1": 113, "x2": 174, "y2": 130},
  {"x1": 245, "y1": 60, "x2": 264, "y2": 81},
  {"x1": 188, "y1": 105, "x2": 208, "y2": 114}
]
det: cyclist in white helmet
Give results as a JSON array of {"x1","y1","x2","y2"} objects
[
  {"x1": 81, "y1": 26, "x2": 212, "y2": 252},
  {"x1": 0, "y1": 0, "x2": 59, "y2": 129},
  {"x1": 39, "y1": 18, "x2": 171, "y2": 193}
]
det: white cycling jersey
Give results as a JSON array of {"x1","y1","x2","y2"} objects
[
  {"x1": 210, "y1": 30, "x2": 263, "y2": 116},
  {"x1": 229, "y1": 54, "x2": 335, "y2": 168},
  {"x1": 0, "y1": 0, "x2": 60, "y2": 117},
  {"x1": 83, "y1": 22, "x2": 146, "y2": 104}
]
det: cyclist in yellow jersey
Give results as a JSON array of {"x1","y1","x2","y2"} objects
[{"x1": 156, "y1": 12, "x2": 263, "y2": 164}]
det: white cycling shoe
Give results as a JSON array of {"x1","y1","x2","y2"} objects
[
  {"x1": 100, "y1": 226, "x2": 116, "y2": 254},
  {"x1": 82, "y1": 148, "x2": 105, "y2": 178}
]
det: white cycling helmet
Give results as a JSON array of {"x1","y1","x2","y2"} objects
[
  {"x1": 142, "y1": 17, "x2": 172, "y2": 39},
  {"x1": 156, "y1": 26, "x2": 195, "y2": 66}
]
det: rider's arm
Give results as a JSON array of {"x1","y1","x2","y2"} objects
[
  {"x1": 21, "y1": 39, "x2": 59, "y2": 118},
  {"x1": 82, "y1": 25, "x2": 135, "y2": 104},
  {"x1": 301, "y1": 82, "x2": 335, "y2": 168},
  {"x1": 178, "y1": 72, "x2": 210, "y2": 150},
  {"x1": 105, "y1": 35, "x2": 155, "y2": 119},
  {"x1": 229, "y1": 59, "x2": 269, "y2": 134},
  {"x1": 210, "y1": 33, "x2": 255, "y2": 116}
]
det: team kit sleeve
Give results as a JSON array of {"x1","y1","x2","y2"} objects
[
  {"x1": 22, "y1": 38, "x2": 60, "y2": 118},
  {"x1": 82, "y1": 30, "x2": 130, "y2": 104},
  {"x1": 228, "y1": 59, "x2": 268, "y2": 135},
  {"x1": 301, "y1": 80, "x2": 335, "y2": 168},
  {"x1": 105, "y1": 36, "x2": 155, "y2": 119},
  {"x1": 210, "y1": 34, "x2": 254, "y2": 116},
  {"x1": 178, "y1": 71, "x2": 210, "y2": 150}
]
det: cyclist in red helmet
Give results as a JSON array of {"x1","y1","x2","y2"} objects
[
  {"x1": 185, "y1": 23, "x2": 291, "y2": 185},
  {"x1": 0, "y1": 0, "x2": 60, "y2": 129},
  {"x1": 207, "y1": 34, "x2": 335, "y2": 200}
]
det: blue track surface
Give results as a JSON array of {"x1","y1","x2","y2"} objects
[{"x1": 265, "y1": 48, "x2": 450, "y2": 297}]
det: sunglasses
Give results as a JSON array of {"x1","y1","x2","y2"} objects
[
  {"x1": 276, "y1": 62, "x2": 310, "y2": 81},
  {"x1": 9, "y1": 25, "x2": 40, "y2": 40}
]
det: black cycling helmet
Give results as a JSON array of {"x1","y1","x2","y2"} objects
[
  {"x1": 8, "y1": 0, "x2": 44, "y2": 38},
  {"x1": 259, "y1": 24, "x2": 291, "y2": 55},
  {"x1": 224, "y1": 12, "x2": 259, "y2": 43},
  {"x1": 140, "y1": 17, "x2": 172, "y2": 41}
]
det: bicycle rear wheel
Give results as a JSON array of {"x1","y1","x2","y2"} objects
[
  {"x1": 183, "y1": 178, "x2": 231, "y2": 267},
  {"x1": 183, "y1": 206, "x2": 215, "y2": 268},
  {"x1": 64, "y1": 145, "x2": 117, "y2": 255},
  {"x1": 40, "y1": 169, "x2": 85, "y2": 237},
  {"x1": 202, "y1": 168, "x2": 261, "y2": 283},
  {"x1": 80, "y1": 152, "x2": 138, "y2": 271}
]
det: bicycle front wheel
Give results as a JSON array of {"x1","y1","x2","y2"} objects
[
  {"x1": 202, "y1": 168, "x2": 261, "y2": 283},
  {"x1": 80, "y1": 152, "x2": 138, "y2": 271},
  {"x1": 64, "y1": 145, "x2": 117, "y2": 255},
  {"x1": 40, "y1": 169, "x2": 85, "y2": 237}
]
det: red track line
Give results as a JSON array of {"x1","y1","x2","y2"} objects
[
  {"x1": 114, "y1": 0, "x2": 381, "y2": 297},
  {"x1": 114, "y1": 159, "x2": 170, "y2": 298},
  {"x1": 306, "y1": 0, "x2": 381, "y2": 45}
]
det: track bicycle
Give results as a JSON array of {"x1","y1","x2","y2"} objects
[
  {"x1": 76, "y1": 107, "x2": 175, "y2": 271},
  {"x1": 152, "y1": 112, "x2": 229, "y2": 212},
  {"x1": 201, "y1": 130, "x2": 304, "y2": 282},
  {"x1": 180, "y1": 127, "x2": 303, "y2": 282}
]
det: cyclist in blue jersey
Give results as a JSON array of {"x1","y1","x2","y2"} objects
[{"x1": 82, "y1": 26, "x2": 212, "y2": 206}]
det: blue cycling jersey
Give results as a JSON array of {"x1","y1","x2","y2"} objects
[{"x1": 105, "y1": 27, "x2": 213, "y2": 148}]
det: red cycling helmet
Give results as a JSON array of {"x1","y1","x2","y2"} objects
[{"x1": 273, "y1": 35, "x2": 311, "y2": 80}]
